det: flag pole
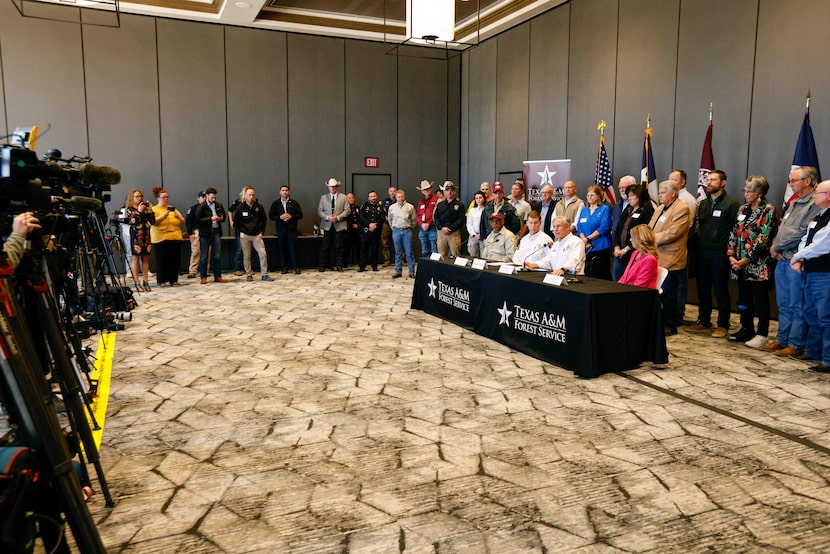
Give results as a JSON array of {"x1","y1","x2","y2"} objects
[
  {"x1": 806, "y1": 89, "x2": 811, "y2": 113},
  {"x1": 709, "y1": 102, "x2": 713, "y2": 122}
]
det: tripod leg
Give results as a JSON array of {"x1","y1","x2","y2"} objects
[{"x1": 32, "y1": 283, "x2": 115, "y2": 507}]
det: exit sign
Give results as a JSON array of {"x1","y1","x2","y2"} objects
[{"x1": 364, "y1": 157, "x2": 379, "y2": 168}]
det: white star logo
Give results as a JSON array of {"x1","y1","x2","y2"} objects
[
  {"x1": 537, "y1": 164, "x2": 557, "y2": 186},
  {"x1": 497, "y1": 301, "x2": 512, "y2": 326},
  {"x1": 428, "y1": 278, "x2": 437, "y2": 298}
]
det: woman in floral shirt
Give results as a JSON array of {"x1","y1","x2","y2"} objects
[{"x1": 727, "y1": 176, "x2": 779, "y2": 347}]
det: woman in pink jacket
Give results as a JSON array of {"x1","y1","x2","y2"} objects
[{"x1": 619, "y1": 225, "x2": 659, "y2": 289}]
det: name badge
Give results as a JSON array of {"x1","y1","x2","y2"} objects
[
  {"x1": 713, "y1": 209, "x2": 722, "y2": 217},
  {"x1": 242, "y1": 211, "x2": 249, "y2": 217},
  {"x1": 783, "y1": 211, "x2": 791, "y2": 220},
  {"x1": 632, "y1": 213, "x2": 641, "y2": 219},
  {"x1": 580, "y1": 217, "x2": 588, "y2": 223},
  {"x1": 421, "y1": 214, "x2": 426, "y2": 221},
  {"x1": 809, "y1": 220, "x2": 818, "y2": 229},
  {"x1": 737, "y1": 214, "x2": 746, "y2": 221},
  {"x1": 658, "y1": 215, "x2": 667, "y2": 222}
]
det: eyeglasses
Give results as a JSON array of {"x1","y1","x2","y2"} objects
[{"x1": 788, "y1": 177, "x2": 806, "y2": 184}]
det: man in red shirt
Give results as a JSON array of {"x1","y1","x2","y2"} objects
[{"x1": 416, "y1": 180, "x2": 440, "y2": 257}]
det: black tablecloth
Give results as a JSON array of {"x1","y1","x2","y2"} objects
[{"x1": 411, "y1": 259, "x2": 668, "y2": 378}]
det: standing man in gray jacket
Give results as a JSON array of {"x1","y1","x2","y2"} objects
[{"x1": 317, "y1": 178, "x2": 351, "y2": 272}]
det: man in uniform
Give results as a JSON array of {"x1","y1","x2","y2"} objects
[
  {"x1": 433, "y1": 181, "x2": 464, "y2": 258},
  {"x1": 358, "y1": 191, "x2": 385, "y2": 272}
]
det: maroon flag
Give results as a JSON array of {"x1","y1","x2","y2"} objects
[{"x1": 697, "y1": 121, "x2": 715, "y2": 200}]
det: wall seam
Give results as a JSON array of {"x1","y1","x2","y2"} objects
[
  {"x1": 155, "y1": 18, "x2": 164, "y2": 185},
  {"x1": 285, "y1": 34, "x2": 291, "y2": 190},
  {"x1": 80, "y1": 24, "x2": 91, "y2": 156},
  {"x1": 223, "y1": 26, "x2": 230, "y2": 198},
  {"x1": 671, "y1": 0, "x2": 682, "y2": 172},
  {"x1": 746, "y1": 0, "x2": 761, "y2": 177},
  {"x1": 611, "y1": 0, "x2": 620, "y2": 177}
]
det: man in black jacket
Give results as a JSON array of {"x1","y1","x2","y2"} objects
[
  {"x1": 358, "y1": 191, "x2": 385, "y2": 272},
  {"x1": 195, "y1": 187, "x2": 227, "y2": 284},
  {"x1": 184, "y1": 191, "x2": 205, "y2": 278},
  {"x1": 269, "y1": 185, "x2": 304, "y2": 274},
  {"x1": 234, "y1": 186, "x2": 270, "y2": 281}
]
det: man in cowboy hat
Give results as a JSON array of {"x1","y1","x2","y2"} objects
[
  {"x1": 317, "y1": 178, "x2": 351, "y2": 272},
  {"x1": 416, "y1": 180, "x2": 439, "y2": 258}
]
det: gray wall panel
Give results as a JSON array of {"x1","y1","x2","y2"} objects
[
  {"x1": 345, "y1": 40, "x2": 397, "y2": 198},
  {"x1": 566, "y1": 0, "x2": 618, "y2": 189},
  {"x1": 674, "y1": 0, "x2": 758, "y2": 195},
  {"x1": 614, "y1": 0, "x2": 679, "y2": 187},
  {"x1": 528, "y1": 5, "x2": 570, "y2": 161},
  {"x1": 465, "y1": 38, "x2": 498, "y2": 198},
  {"x1": 226, "y1": 26, "x2": 288, "y2": 227},
  {"x1": 398, "y1": 56, "x2": 447, "y2": 189},
  {"x1": 496, "y1": 23, "x2": 530, "y2": 175},
  {"x1": 157, "y1": 20, "x2": 228, "y2": 200},
  {"x1": 750, "y1": 0, "x2": 830, "y2": 202},
  {"x1": 447, "y1": 55, "x2": 461, "y2": 188},
  {"x1": 287, "y1": 34, "x2": 345, "y2": 225},
  {"x1": 0, "y1": 1, "x2": 88, "y2": 157},
  {"x1": 83, "y1": 14, "x2": 161, "y2": 192}
]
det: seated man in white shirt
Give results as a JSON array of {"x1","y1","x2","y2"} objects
[
  {"x1": 512, "y1": 210, "x2": 553, "y2": 267},
  {"x1": 526, "y1": 216, "x2": 585, "y2": 275},
  {"x1": 481, "y1": 212, "x2": 516, "y2": 262}
]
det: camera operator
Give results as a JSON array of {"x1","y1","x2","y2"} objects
[
  {"x1": 150, "y1": 186, "x2": 185, "y2": 287},
  {"x1": 3, "y1": 211, "x2": 42, "y2": 269},
  {"x1": 124, "y1": 189, "x2": 155, "y2": 292}
]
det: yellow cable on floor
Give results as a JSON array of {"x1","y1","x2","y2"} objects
[{"x1": 85, "y1": 331, "x2": 115, "y2": 450}]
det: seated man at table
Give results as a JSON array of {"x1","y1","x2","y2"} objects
[
  {"x1": 525, "y1": 216, "x2": 585, "y2": 276},
  {"x1": 512, "y1": 210, "x2": 553, "y2": 267},
  {"x1": 481, "y1": 212, "x2": 516, "y2": 261}
]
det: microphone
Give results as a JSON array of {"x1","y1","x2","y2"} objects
[
  {"x1": 516, "y1": 241, "x2": 550, "y2": 270},
  {"x1": 69, "y1": 195, "x2": 103, "y2": 212},
  {"x1": 80, "y1": 163, "x2": 121, "y2": 185}
]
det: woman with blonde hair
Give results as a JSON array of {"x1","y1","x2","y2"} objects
[
  {"x1": 150, "y1": 186, "x2": 185, "y2": 287},
  {"x1": 124, "y1": 188, "x2": 155, "y2": 292},
  {"x1": 618, "y1": 224, "x2": 659, "y2": 289},
  {"x1": 575, "y1": 184, "x2": 612, "y2": 279}
]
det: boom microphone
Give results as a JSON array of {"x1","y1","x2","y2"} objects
[
  {"x1": 69, "y1": 196, "x2": 103, "y2": 212},
  {"x1": 80, "y1": 163, "x2": 121, "y2": 185}
]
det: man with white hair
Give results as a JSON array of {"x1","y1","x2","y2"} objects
[{"x1": 649, "y1": 179, "x2": 691, "y2": 336}]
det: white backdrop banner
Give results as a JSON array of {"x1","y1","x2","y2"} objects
[{"x1": 522, "y1": 159, "x2": 572, "y2": 203}]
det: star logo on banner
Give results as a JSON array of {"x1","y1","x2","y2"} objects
[
  {"x1": 537, "y1": 164, "x2": 557, "y2": 186},
  {"x1": 497, "y1": 301, "x2": 512, "y2": 326},
  {"x1": 428, "y1": 278, "x2": 437, "y2": 298}
]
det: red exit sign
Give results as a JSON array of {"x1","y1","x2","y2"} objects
[{"x1": 364, "y1": 157, "x2": 379, "y2": 168}]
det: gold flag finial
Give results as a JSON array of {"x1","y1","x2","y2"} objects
[
  {"x1": 597, "y1": 120, "x2": 606, "y2": 136},
  {"x1": 807, "y1": 89, "x2": 811, "y2": 111},
  {"x1": 709, "y1": 102, "x2": 713, "y2": 122},
  {"x1": 646, "y1": 113, "x2": 651, "y2": 128}
]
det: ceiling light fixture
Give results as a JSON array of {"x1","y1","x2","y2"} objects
[{"x1": 385, "y1": 0, "x2": 480, "y2": 60}]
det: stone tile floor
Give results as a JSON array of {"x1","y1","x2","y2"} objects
[{"x1": 78, "y1": 269, "x2": 830, "y2": 552}]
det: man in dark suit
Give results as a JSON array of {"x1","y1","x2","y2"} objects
[
  {"x1": 317, "y1": 178, "x2": 351, "y2": 271},
  {"x1": 195, "y1": 187, "x2": 227, "y2": 284},
  {"x1": 531, "y1": 184, "x2": 557, "y2": 238},
  {"x1": 269, "y1": 185, "x2": 303, "y2": 274}
]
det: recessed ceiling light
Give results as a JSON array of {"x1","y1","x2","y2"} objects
[{"x1": 235, "y1": 1, "x2": 251, "y2": 8}]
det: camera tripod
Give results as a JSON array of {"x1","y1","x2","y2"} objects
[{"x1": 0, "y1": 243, "x2": 112, "y2": 551}]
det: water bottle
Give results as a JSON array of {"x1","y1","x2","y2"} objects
[{"x1": 313, "y1": 224, "x2": 319, "y2": 236}]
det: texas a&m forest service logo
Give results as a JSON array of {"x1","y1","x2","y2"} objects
[
  {"x1": 427, "y1": 278, "x2": 470, "y2": 312},
  {"x1": 497, "y1": 301, "x2": 566, "y2": 343}
]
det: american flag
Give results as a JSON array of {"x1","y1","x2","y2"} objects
[{"x1": 595, "y1": 135, "x2": 615, "y2": 204}]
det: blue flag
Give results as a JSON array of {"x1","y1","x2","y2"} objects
[{"x1": 786, "y1": 111, "x2": 821, "y2": 205}]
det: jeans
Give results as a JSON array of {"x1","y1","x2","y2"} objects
[
  {"x1": 696, "y1": 250, "x2": 731, "y2": 329},
  {"x1": 393, "y1": 228, "x2": 415, "y2": 276},
  {"x1": 418, "y1": 226, "x2": 438, "y2": 258},
  {"x1": 774, "y1": 259, "x2": 807, "y2": 350},
  {"x1": 804, "y1": 271, "x2": 830, "y2": 364},
  {"x1": 199, "y1": 228, "x2": 222, "y2": 279}
]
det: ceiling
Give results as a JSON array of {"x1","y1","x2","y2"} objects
[{"x1": 31, "y1": 0, "x2": 569, "y2": 46}]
